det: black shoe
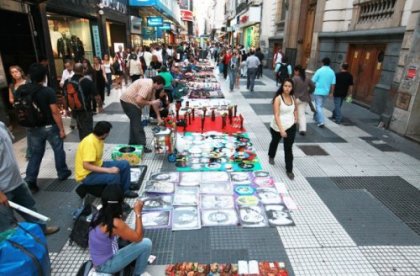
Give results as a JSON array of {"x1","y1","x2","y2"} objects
[
  {"x1": 58, "y1": 170, "x2": 72, "y2": 181},
  {"x1": 286, "y1": 172, "x2": 295, "y2": 180},
  {"x1": 317, "y1": 124, "x2": 325, "y2": 128},
  {"x1": 27, "y1": 181, "x2": 39, "y2": 194},
  {"x1": 129, "y1": 183, "x2": 140, "y2": 190},
  {"x1": 70, "y1": 125, "x2": 76, "y2": 130},
  {"x1": 124, "y1": 191, "x2": 138, "y2": 198},
  {"x1": 44, "y1": 226, "x2": 60, "y2": 236},
  {"x1": 269, "y1": 158, "x2": 275, "y2": 165},
  {"x1": 143, "y1": 147, "x2": 153, "y2": 154},
  {"x1": 299, "y1": 131, "x2": 306, "y2": 136}
]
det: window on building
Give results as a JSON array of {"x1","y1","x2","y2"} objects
[{"x1": 357, "y1": 0, "x2": 397, "y2": 23}]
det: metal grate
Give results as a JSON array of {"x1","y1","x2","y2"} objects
[
  {"x1": 44, "y1": 179, "x2": 77, "y2": 192},
  {"x1": 298, "y1": 145, "x2": 329, "y2": 156}
]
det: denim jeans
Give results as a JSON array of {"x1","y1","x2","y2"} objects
[
  {"x1": 314, "y1": 95, "x2": 328, "y2": 125},
  {"x1": 25, "y1": 125, "x2": 70, "y2": 183},
  {"x1": 96, "y1": 238, "x2": 152, "y2": 275},
  {"x1": 268, "y1": 125, "x2": 296, "y2": 173},
  {"x1": 332, "y1": 96, "x2": 344, "y2": 123},
  {"x1": 82, "y1": 160, "x2": 131, "y2": 192},
  {"x1": 247, "y1": 68, "x2": 258, "y2": 92},
  {"x1": 228, "y1": 68, "x2": 237, "y2": 91},
  {"x1": 5, "y1": 183, "x2": 46, "y2": 231},
  {"x1": 73, "y1": 110, "x2": 93, "y2": 140},
  {"x1": 120, "y1": 100, "x2": 145, "y2": 146}
]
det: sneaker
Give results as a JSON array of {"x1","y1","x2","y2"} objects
[
  {"x1": 44, "y1": 226, "x2": 60, "y2": 235},
  {"x1": 124, "y1": 191, "x2": 138, "y2": 198},
  {"x1": 286, "y1": 172, "x2": 295, "y2": 180},
  {"x1": 269, "y1": 158, "x2": 275, "y2": 165},
  {"x1": 299, "y1": 131, "x2": 306, "y2": 136},
  {"x1": 58, "y1": 170, "x2": 72, "y2": 181},
  {"x1": 27, "y1": 181, "x2": 39, "y2": 194},
  {"x1": 143, "y1": 147, "x2": 153, "y2": 154},
  {"x1": 317, "y1": 124, "x2": 325, "y2": 128}
]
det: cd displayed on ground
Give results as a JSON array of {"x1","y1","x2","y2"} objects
[
  {"x1": 144, "y1": 180, "x2": 174, "y2": 194},
  {"x1": 253, "y1": 177, "x2": 275, "y2": 188},
  {"x1": 253, "y1": 171, "x2": 270, "y2": 178},
  {"x1": 141, "y1": 194, "x2": 173, "y2": 210},
  {"x1": 236, "y1": 195, "x2": 260, "y2": 206},
  {"x1": 201, "y1": 195, "x2": 235, "y2": 209},
  {"x1": 201, "y1": 171, "x2": 230, "y2": 182},
  {"x1": 179, "y1": 172, "x2": 202, "y2": 186},
  {"x1": 173, "y1": 187, "x2": 199, "y2": 206},
  {"x1": 206, "y1": 162, "x2": 222, "y2": 169},
  {"x1": 130, "y1": 168, "x2": 142, "y2": 183},
  {"x1": 256, "y1": 187, "x2": 282, "y2": 205},
  {"x1": 239, "y1": 163, "x2": 254, "y2": 170},
  {"x1": 202, "y1": 209, "x2": 239, "y2": 226},
  {"x1": 230, "y1": 172, "x2": 252, "y2": 184},
  {"x1": 200, "y1": 182, "x2": 232, "y2": 195},
  {"x1": 150, "y1": 172, "x2": 179, "y2": 183},
  {"x1": 234, "y1": 185, "x2": 256, "y2": 196},
  {"x1": 172, "y1": 206, "x2": 201, "y2": 231},
  {"x1": 264, "y1": 204, "x2": 295, "y2": 226},
  {"x1": 239, "y1": 205, "x2": 268, "y2": 227},
  {"x1": 142, "y1": 210, "x2": 171, "y2": 229}
]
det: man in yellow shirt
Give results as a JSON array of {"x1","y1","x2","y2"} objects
[{"x1": 75, "y1": 121, "x2": 137, "y2": 198}]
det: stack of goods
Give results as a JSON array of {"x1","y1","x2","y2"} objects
[
  {"x1": 164, "y1": 261, "x2": 289, "y2": 276},
  {"x1": 174, "y1": 133, "x2": 259, "y2": 171},
  {"x1": 111, "y1": 145, "x2": 144, "y2": 166},
  {"x1": 139, "y1": 171, "x2": 295, "y2": 231}
]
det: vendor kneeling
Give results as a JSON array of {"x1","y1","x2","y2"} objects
[{"x1": 89, "y1": 184, "x2": 152, "y2": 275}]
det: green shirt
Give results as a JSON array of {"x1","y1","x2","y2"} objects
[{"x1": 158, "y1": 72, "x2": 174, "y2": 89}]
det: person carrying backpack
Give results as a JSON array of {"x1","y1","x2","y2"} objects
[
  {"x1": 13, "y1": 63, "x2": 72, "y2": 194},
  {"x1": 64, "y1": 63, "x2": 103, "y2": 140},
  {"x1": 276, "y1": 57, "x2": 292, "y2": 86}
]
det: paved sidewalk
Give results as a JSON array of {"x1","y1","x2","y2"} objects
[{"x1": 11, "y1": 69, "x2": 420, "y2": 275}]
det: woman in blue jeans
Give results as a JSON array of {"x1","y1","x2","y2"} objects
[{"x1": 89, "y1": 185, "x2": 152, "y2": 275}]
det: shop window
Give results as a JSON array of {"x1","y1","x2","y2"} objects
[{"x1": 47, "y1": 13, "x2": 93, "y2": 77}]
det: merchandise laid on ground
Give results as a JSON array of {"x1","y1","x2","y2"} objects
[{"x1": 17, "y1": 56, "x2": 420, "y2": 276}]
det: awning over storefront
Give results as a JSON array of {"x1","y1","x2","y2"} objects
[{"x1": 129, "y1": 0, "x2": 182, "y2": 26}]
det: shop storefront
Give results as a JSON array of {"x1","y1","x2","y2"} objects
[
  {"x1": 130, "y1": 16, "x2": 142, "y2": 48},
  {"x1": 47, "y1": 13, "x2": 94, "y2": 75},
  {"x1": 237, "y1": 6, "x2": 261, "y2": 50}
]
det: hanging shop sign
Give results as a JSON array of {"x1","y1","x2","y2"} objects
[
  {"x1": 178, "y1": 0, "x2": 191, "y2": 10},
  {"x1": 160, "y1": 22, "x2": 171, "y2": 30},
  {"x1": 131, "y1": 16, "x2": 142, "y2": 34},
  {"x1": 91, "y1": 25, "x2": 102, "y2": 58},
  {"x1": 147, "y1": 16, "x2": 163, "y2": 27},
  {"x1": 180, "y1": 10, "x2": 193, "y2": 21}
]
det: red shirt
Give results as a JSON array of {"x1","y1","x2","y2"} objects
[{"x1": 224, "y1": 53, "x2": 232, "y2": 65}]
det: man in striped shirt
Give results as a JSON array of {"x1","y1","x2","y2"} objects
[{"x1": 120, "y1": 76, "x2": 165, "y2": 152}]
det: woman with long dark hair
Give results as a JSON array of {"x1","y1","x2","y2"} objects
[
  {"x1": 93, "y1": 56, "x2": 107, "y2": 104},
  {"x1": 292, "y1": 65, "x2": 315, "y2": 135},
  {"x1": 268, "y1": 79, "x2": 298, "y2": 180},
  {"x1": 82, "y1": 59, "x2": 97, "y2": 112},
  {"x1": 89, "y1": 185, "x2": 152, "y2": 275}
]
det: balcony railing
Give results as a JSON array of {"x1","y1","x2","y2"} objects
[{"x1": 357, "y1": 0, "x2": 396, "y2": 23}]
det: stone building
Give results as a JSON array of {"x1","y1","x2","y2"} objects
[{"x1": 262, "y1": 0, "x2": 419, "y2": 142}]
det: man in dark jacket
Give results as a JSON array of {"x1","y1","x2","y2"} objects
[
  {"x1": 21, "y1": 63, "x2": 72, "y2": 193},
  {"x1": 255, "y1": 47, "x2": 265, "y2": 79},
  {"x1": 331, "y1": 63, "x2": 353, "y2": 124},
  {"x1": 64, "y1": 63, "x2": 103, "y2": 140}
]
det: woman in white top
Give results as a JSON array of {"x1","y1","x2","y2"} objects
[
  {"x1": 268, "y1": 78, "x2": 298, "y2": 180},
  {"x1": 103, "y1": 54, "x2": 113, "y2": 96}
]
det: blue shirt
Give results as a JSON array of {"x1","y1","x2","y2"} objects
[{"x1": 312, "y1": 66, "x2": 336, "y2": 96}]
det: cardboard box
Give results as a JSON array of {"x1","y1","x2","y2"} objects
[{"x1": 111, "y1": 145, "x2": 143, "y2": 165}]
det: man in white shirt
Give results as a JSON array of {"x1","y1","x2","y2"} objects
[
  {"x1": 59, "y1": 60, "x2": 74, "y2": 88},
  {"x1": 273, "y1": 48, "x2": 283, "y2": 74},
  {"x1": 143, "y1": 46, "x2": 153, "y2": 68},
  {"x1": 246, "y1": 51, "x2": 261, "y2": 92}
]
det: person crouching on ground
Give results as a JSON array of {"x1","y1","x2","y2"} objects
[
  {"x1": 268, "y1": 79, "x2": 298, "y2": 180},
  {"x1": 89, "y1": 184, "x2": 152, "y2": 275},
  {"x1": 75, "y1": 121, "x2": 138, "y2": 198}
]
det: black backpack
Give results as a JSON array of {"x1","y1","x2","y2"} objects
[
  {"x1": 69, "y1": 204, "x2": 95, "y2": 248},
  {"x1": 13, "y1": 84, "x2": 46, "y2": 127},
  {"x1": 278, "y1": 63, "x2": 290, "y2": 83}
]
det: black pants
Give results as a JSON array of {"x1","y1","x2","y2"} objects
[
  {"x1": 130, "y1": 74, "x2": 141, "y2": 83},
  {"x1": 120, "y1": 100, "x2": 145, "y2": 146},
  {"x1": 268, "y1": 124, "x2": 296, "y2": 173},
  {"x1": 257, "y1": 64, "x2": 263, "y2": 78},
  {"x1": 73, "y1": 110, "x2": 93, "y2": 140},
  {"x1": 223, "y1": 63, "x2": 228, "y2": 79}
]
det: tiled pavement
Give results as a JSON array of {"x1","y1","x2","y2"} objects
[{"x1": 11, "y1": 68, "x2": 420, "y2": 275}]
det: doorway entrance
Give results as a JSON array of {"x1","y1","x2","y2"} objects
[
  {"x1": 347, "y1": 44, "x2": 386, "y2": 105},
  {"x1": 300, "y1": 1, "x2": 316, "y2": 68}
]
